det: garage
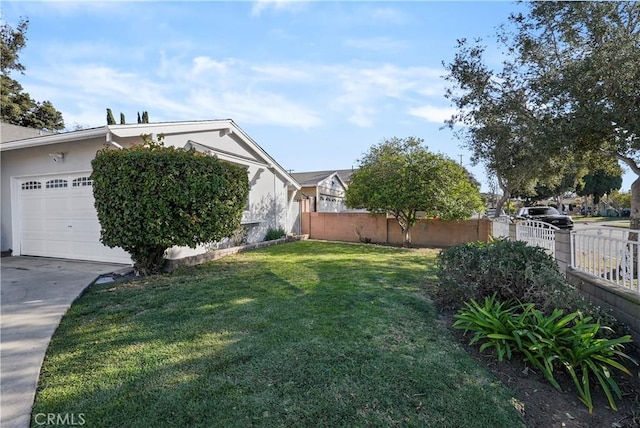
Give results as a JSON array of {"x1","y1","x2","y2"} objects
[{"x1": 17, "y1": 172, "x2": 131, "y2": 264}]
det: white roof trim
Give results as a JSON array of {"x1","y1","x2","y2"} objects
[
  {"x1": 0, "y1": 127, "x2": 108, "y2": 151},
  {"x1": 184, "y1": 140, "x2": 269, "y2": 168},
  {"x1": 319, "y1": 172, "x2": 348, "y2": 190},
  {"x1": 108, "y1": 120, "x2": 234, "y2": 138}
]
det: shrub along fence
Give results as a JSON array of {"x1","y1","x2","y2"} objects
[{"x1": 300, "y1": 212, "x2": 491, "y2": 247}]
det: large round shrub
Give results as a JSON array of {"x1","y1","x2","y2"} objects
[{"x1": 91, "y1": 139, "x2": 249, "y2": 274}]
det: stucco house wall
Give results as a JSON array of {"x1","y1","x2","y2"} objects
[
  {"x1": 0, "y1": 136, "x2": 109, "y2": 252},
  {"x1": 1, "y1": 120, "x2": 301, "y2": 264}
]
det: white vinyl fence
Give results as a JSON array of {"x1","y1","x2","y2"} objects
[
  {"x1": 515, "y1": 220, "x2": 558, "y2": 257},
  {"x1": 571, "y1": 227, "x2": 640, "y2": 293},
  {"x1": 490, "y1": 217, "x2": 511, "y2": 239}
]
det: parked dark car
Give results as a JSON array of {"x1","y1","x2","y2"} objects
[{"x1": 516, "y1": 206, "x2": 574, "y2": 229}]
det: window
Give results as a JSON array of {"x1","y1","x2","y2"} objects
[
  {"x1": 45, "y1": 179, "x2": 68, "y2": 189},
  {"x1": 72, "y1": 176, "x2": 93, "y2": 187},
  {"x1": 22, "y1": 181, "x2": 42, "y2": 190}
]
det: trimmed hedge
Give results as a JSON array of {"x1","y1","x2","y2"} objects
[{"x1": 91, "y1": 140, "x2": 249, "y2": 274}]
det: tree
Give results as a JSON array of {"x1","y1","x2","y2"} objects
[
  {"x1": 443, "y1": 38, "x2": 568, "y2": 218},
  {"x1": 609, "y1": 190, "x2": 631, "y2": 213},
  {"x1": 576, "y1": 166, "x2": 623, "y2": 206},
  {"x1": 511, "y1": 2, "x2": 640, "y2": 227},
  {"x1": 91, "y1": 135, "x2": 250, "y2": 274},
  {"x1": 142, "y1": 111, "x2": 149, "y2": 123},
  {"x1": 1, "y1": 17, "x2": 64, "y2": 131},
  {"x1": 106, "y1": 108, "x2": 116, "y2": 125},
  {"x1": 345, "y1": 137, "x2": 483, "y2": 246},
  {"x1": 120, "y1": 112, "x2": 125, "y2": 125}
]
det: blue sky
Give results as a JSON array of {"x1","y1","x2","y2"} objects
[{"x1": 3, "y1": 1, "x2": 631, "y2": 192}]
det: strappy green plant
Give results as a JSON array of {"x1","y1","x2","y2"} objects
[
  {"x1": 453, "y1": 294, "x2": 524, "y2": 361},
  {"x1": 453, "y1": 297, "x2": 637, "y2": 413}
]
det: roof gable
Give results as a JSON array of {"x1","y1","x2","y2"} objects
[{"x1": 0, "y1": 119, "x2": 300, "y2": 189}]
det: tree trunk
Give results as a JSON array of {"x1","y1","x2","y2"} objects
[
  {"x1": 616, "y1": 177, "x2": 640, "y2": 280},
  {"x1": 631, "y1": 177, "x2": 640, "y2": 231},
  {"x1": 402, "y1": 227, "x2": 411, "y2": 248},
  {"x1": 494, "y1": 177, "x2": 510, "y2": 217},
  {"x1": 610, "y1": 155, "x2": 640, "y2": 280}
]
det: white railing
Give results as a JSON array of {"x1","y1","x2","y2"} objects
[
  {"x1": 571, "y1": 228, "x2": 640, "y2": 293},
  {"x1": 491, "y1": 217, "x2": 511, "y2": 238},
  {"x1": 515, "y1": 220, "x2": 558, "y2": 256}
]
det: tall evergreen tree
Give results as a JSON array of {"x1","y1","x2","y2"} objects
[
  {"x1": 1, "y1": 17, "x2": 64, "y2": 131},
  {"x1": 106, "y1": 108, "x2": 116, "y2": 125},
  {"x1": 120, "y1": 112, "x2": 125, "y2": 125}
]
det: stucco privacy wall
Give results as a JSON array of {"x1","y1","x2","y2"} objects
[
  {"x1": 0, "y1": 137, "x2": 111, "y2": 251},
  {"x1": 301, "y1": 212, "x2": 491, "y2": 246}
]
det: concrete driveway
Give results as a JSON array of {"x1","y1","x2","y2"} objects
[{"x1": 1, "y1": 256, "x2": 131, "y2": 428}]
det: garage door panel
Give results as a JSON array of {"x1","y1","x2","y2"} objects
[
  {"x1": 44, "y1": 200, "x2": 71, "y2": 218},
  {"x1": 22, "y1": 238, "x2": 46, "y2": 254},
  {"x1": 21, "y1": 199, "x2": 45, "y2": 214},
  {"x1": 71, "y1": 219, "x2": 102, "y2": 234},
  {"x1": 18, "y1": 174, "x2": 131, "y2": 264}
]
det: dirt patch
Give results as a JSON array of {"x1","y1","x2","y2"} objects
[{"x1": 437, "y1": 309, "x2": 640, "y2": 428}]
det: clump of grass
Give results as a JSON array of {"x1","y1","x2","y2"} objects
[
  {"x1": 34, "y1": 241, "x2": 525, "y2": 428},
  {"x1": 264, "y1": 227, "x2": 286, "y2": 241}
]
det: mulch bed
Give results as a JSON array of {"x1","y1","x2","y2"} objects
[{"x1": 437, "y1": 308, "x2": 640, "y2": 428}]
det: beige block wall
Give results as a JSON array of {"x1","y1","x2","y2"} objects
[
  {"x1": 566, "y1": 269, "x2": 640, "y2": 344},
  {"x1": 301, "y1": 212, "x2": 491, "y2": 247}
]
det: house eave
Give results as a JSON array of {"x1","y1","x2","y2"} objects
[{"x1": 0, "y1": 127, "x2": 109, "y2": 151}]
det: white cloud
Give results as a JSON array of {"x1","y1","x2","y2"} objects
[
  {"x1": 192, "y1": 57, "x2": 234, "y2": 75},
  {"x1": 23, "y1": 37, "x2": 446, "y2": 131},
  {"x1": 368, "y1": 7, "x2": 411, "y2": 25},
  {"x1": 251, "y1": 0, "x2": 308, "y2": 17},
  {"x1": 343, "y1": 37, "x2": 406, "y2": 52},
  {"x1": 189, "y1": 89, "x2": 323, "y2": 128},
  {"x1": 250, "y1": 64, "x2": 312, "y2": 82},
  {"x1": 347, "y1": 106, "x2": 375, "y2": 127},
  {"x1": 408, "y1": 105, "x2": 456, "y2": 124}
]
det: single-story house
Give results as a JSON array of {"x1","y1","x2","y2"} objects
[
  {"x1": 290, "y1": 169, "x2": 355, "y2": 212},
  {"x1": 0, "y1": 120, "x2": 301, "y2": 265}
]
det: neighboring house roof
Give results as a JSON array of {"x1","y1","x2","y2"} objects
[
  {"x1": 291, "y1": 169, "x2": 356, "y2": 187},
  {"x1": 0, "y1": 119, "x2": 301, "y2": 189},
  {"x1": 0, "y1": 121, "x2": 53, "y2": 143}
]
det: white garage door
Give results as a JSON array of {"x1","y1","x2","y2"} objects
[{"x1": 18, "y1": 173, "x2": 131, "y2": 264}]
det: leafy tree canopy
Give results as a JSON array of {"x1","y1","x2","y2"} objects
[
  {"x1": 0, "y1": 17, "x2": 64, "y2": 131},
  {"x1": 346, "y1": 137, "x2": 483, "y2": 246},
  {"x1": 511, "y1": 1, "x2": 640, "y2": 224},
  {"x1": 576, "y1": 166, "x2": 623, "y2": 206},
  {"x1": 444, "y1": 1, "x2": 640, "y2": 224}
]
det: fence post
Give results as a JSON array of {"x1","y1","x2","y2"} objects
[
  {"x1": 554, "y1": 230, "x2": 571, "y2": 275},
  {"x1": 509, "y1": 222, "x2": 517, "y2": 242}
]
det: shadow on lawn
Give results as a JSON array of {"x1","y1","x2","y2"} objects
[{"x1": 33, "y1": 243, "x2": 521, "y2": 428}]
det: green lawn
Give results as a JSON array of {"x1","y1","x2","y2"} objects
[
  {"x1": 572, "y1": 215, "x2": 630, "y2": 227},
  {"x1": 33, "y1": 241, "x2": 525, "y2": 427}
]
